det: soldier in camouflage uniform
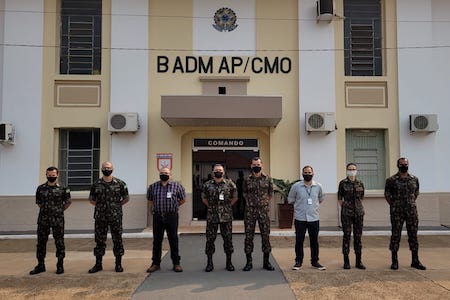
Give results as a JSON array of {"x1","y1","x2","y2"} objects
[
  {"x1": 30, "y1": 166, "x2": 71, "y2": 275},
  {"x1": 201, "y1": 163, "x2": 237, "y2": 272},
  {"x1": 385, "y1": 157, "x2": 426, "y2": 270},
  {"x1": 242, "y1": 157, "x2": 275, "y2": 271},
  {"x1": 337, "y1": 163, "x2": 366, "y2": 270},
  {"x1": 88, "y1": 161, "x2": 129, "y2": 273}
]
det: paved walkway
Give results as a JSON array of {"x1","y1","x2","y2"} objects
[
  {"x1": 1, "y1": 228, "x2": 449, "y2": 299},
  {"x1": 132, "y1": 234, "x2": 295, "y2": 300}
]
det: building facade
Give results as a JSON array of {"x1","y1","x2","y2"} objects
[{"x1": 1, "y1": 0, "x2": 449, "y2": 232}]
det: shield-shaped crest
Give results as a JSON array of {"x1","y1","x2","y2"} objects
[{"x1": 156, "y1": 153, "x2": 173, "y2": 171}]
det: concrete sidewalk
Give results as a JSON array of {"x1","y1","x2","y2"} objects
[{"x1": 1, "y1": 231, "x2": 450, "y2": 299}]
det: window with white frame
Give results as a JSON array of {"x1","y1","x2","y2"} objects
[
  {"x1": 59, "y1": 128, "x2": 100, "y2": 191},
  {"x1": 344, "y1": 0, "x2": 382, "y2": 76},
  {"x1": 345, "y1": 129, "x2": 386, "y2": 190},
  {"x1": 60, "y1": 0, "x2": 102, "y2": 75}
]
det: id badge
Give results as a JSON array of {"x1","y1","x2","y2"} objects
[
  {"x1": 219, "y1": 193, "x2": 224, "y2": 201},
  {"x1": 307, "y1": 198, "x2": 312, "y2": 205},
  {"x1": 167, "y1": 192, "x2": 172, "y2": 198}
]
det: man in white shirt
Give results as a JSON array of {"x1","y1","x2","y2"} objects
[{"x1": 288, "y1": 165, "x2": 326, "y2": 271}]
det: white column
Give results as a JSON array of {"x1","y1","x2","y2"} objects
[
  {"x1": 110, "y1": 0, "x2": 149, "y2": 194},
  {"x1": 0, "y1": 0, "x2": 43, "y2": 195},
  {"x1": 298, "y1": 0, "x2": 337, "y2": 193},
  {"x1": 397, "y1": 0, "x2": 450, "y2": 192}
]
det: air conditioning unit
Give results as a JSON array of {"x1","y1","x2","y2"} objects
[
  {"x1": 0, "y1": 123, "x2": 15, "y2": 144},
  {"x1": 409, "y1": 114, "x2": 438, "y2": 132},
  {"x1": 305, "y1": 112, "x2": 335, "y2": 133},
  {"x1": 316, "y1": 0, "x2": 334, "y2": 22},
  {"x1": 108, "y1": 112, "x2": 139, "y2": 132}
]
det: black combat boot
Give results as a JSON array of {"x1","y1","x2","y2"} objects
[
  {"x1": 89, "y1": 256, "x2": 103, "y2": 273},
  {"x1": 390, "y1": 251, "x2": 398, "y2": 270},
  {"x1": 343, "y1": 254, "x2": 350, "y2": 269},
  {"x1": 205, "y1": 254, "x2": 214, "y2": 272},
  {"x1": 411, "y1": 250, "x2": 426, "y2": 270},
  {"x1": 225, "y1": 253, "x2": 235, "y2": 271},
  {"x1": 29, "y1": 258, "x2": 46, "y2": 275},
  {"x1": 263, "y1": 252, "x2": 275, "y2": 271},
  {"x1": 243, "y1": 253, "x2": 253, "y2": 271},
  {"x1": 56, "y1": 257, "x2": 64, "y2": 274},
  {"x1": 355, "y1": 253, "x2": 366, "y2": 270},
  {"x1": 115, "y1": 256, "x2": 124, "y2": 272}
]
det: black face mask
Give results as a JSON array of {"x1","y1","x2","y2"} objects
[
  {"x1": 303, "y1": 174, "x2": 313, "y2": 182},
  {"x1": 160, "y1": 174, "x2": 170, "y2": 182},
  {"x1": 102, "y1": 169, "x2": 113, "y2": 177},
  {"x1": 398, "y1": 165, "x2": 408, "y2": 173},
  {"x1": 47, "y1": 177, "x2": 57, "y2": 183},
  {"x1": 251, "y1": 166, "x2": 262, "y2": 174},
  {"x1": 213, "y1": 172, "x2": 223, "y2": 179}
]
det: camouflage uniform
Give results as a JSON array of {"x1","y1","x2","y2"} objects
[
  {"x1": 89, "y1": 177, "x2": 129, "y2": 257},
  {"x1": 202, "y1": 179, "x2": 237, "y2": 255},
  {"x1": 242, "y1": 173, "x2": 273, "y2": 254},
  {"x1": 384, "y1": 173, "x2": 420, "y2": 252},
  {"x1": 35, "y1": 183, "x2": 71, "y2": 260},
  {"x1": 337, "y1": 178, "x2": 365, "y2": 256}
]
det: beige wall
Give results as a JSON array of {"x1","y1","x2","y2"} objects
[
  {"x1": 40, "y1": 0, "x2": 112, "y2": 179},
  {"x1": 148, "y1": 0, "x2": 299, "y2": 186},
  {"x1": 334, "y1": 0, "x2": 400, "y2": 180}
]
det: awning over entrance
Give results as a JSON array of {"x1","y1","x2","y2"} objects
[{"x1": 161, "y1": 95, "x2": 282, "y2": 127}]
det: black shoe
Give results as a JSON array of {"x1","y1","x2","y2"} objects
[
  {"x1": 356, "y1": 262, "x2": 366, "y2": 270},
  {"x1": 115, "y1": 256, "x2": 123, "y2": 272},
  {"x1": 263, "y1": 253, "x2": 275, "y2": 271},
  {"x1": 115, "y1": 264, "x2": 124, "y2": 272},
  {"x1": 411, "y1": 261, "x2": 426, "y2": 270},
  {"x1": 88, "y1": 264, "x2": 103, "y2": 273},
  {"x1": 391, "y1": 252, "x2": 398, "y2": 270},
  {"x1": 311, "y1": 261, "x2": 326, "y2": 270},
  {"x1": 205, "y1": 263, "x2": 214, "y2": 272},
  {"x1": 56, "y1": 258, "x2": 64, "y2": 274},
  {"x1": 226, "y1": 263, "x2": 235, "y2": 271},
  {"x1": 343, "y1": 255, "x2": 350, "y2": 269},
  {"x1": 263, "y1": 261, "x2": 275, "y2": 271},
  {"x1": 29, "y1": 264, "x2": 46, "y2": 275},
  {"x1": 292, "y1": 262, "x2": 302, "y2": 270},
  {"x1": 56, "y1": 265, "x2": 64, "y2": 274},
  {"x1": 243, "y1": 261, "x2": 253, "y2": 271}
]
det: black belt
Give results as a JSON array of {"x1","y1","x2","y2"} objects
[{"x1": 154, "y1": 211, "x2": 177, "y2": 217}]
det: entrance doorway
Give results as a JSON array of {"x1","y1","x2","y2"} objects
[{"x1": 192, "y1": 150, "x2": 259, "y2": 220}]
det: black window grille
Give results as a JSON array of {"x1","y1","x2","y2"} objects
[
  {"x1": 60, "y1": 0, "x2": 102, "y2": 75},
  {"x1": 59, "y1": 128, "x2": 100, "y2": 191},
  {"x1": 344, "y1": 0, "x2": 382, "y2": 76}
]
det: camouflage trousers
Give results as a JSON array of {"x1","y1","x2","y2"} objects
[
  {"x1": 94, "y1": 218, "x2": 124, "y2": 257},
  {"x1": 341, "y1": 213, "x2": 364, "y2": 255},
  {"x1": 36, "y1": 219, "x2": 65, "y2": 260},
  {"x1": 390, "y1": 208, "x2": 419, "y2": 252},
  {"x1": 244, "y1": 206, "x2": 271, "y2": 254},
  {"x1": 205, "y1": 221, "x2": 233, "y2": 255}
]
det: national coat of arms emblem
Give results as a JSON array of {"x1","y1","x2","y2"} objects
[{"x1": 213, "y1": 7, "x2": 238, "y2": 32}]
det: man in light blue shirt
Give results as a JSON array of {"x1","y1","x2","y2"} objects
[{"x1": 288, "y1": 165, "x2": 326, "y2": 271}]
